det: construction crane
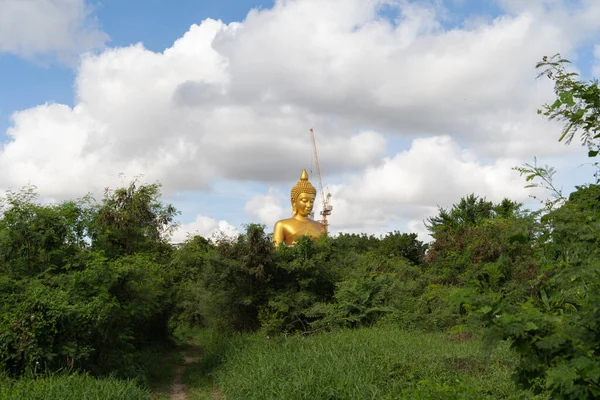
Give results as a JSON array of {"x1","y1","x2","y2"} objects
[{"x1": 309, "y1": 128, "x2": 332, "y2": 229}]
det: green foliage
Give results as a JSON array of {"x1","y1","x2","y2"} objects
[
  {"x1": 426, "y1": 194, "x2": 494, "y2": 233},
  {"x1": 331, "y1": 232, "x2": 380, "y2": 253},
  {"x1": 305, "y1": 253, "x2": 421, "y2": 330},
  {"x1": 169, "y1": 225, "x2": 431, "y2": 336},
  {"x1": 171, "y1": 228, "x2": 339, "y2": 334},
  {"x1": 167, "y1": 236, "x2": 213, "y2": 329},
  {"x1": 536, "y1": 54, "x2": 600, "y2": 156},
  {"x1": 325, "y1": 231, "x2": 427, "y2": 264},
  {"x1": 169, "y1": 194, "x2": 539, "y2": 340},
  {"x1": 482, "y1": 184, "x2": 600, "y2": 399},
  {"x1": 0, "y1": 188, "x2": 91, "y2": 276},
  {"x1": 378, "y1": 231, "x2": 428, "y2": 264},
  {"x1": 425, "y1": 195, "x2": 535, "y2": 285},
  {"x1": 0, "y1": 252, "x2": 170, "y2": 379},
  {"x1": 472, "y1": 56, "x2": 600, "y2": 399},
  {"x1": 540, "y1": 184, "x2": 600, "y2": 265},
  {"x1": 170, "y1": 224, "x2": 277, "y2": 332},
  {"x1": 0, "y1": 177, "x2": 561, "y2": 397},
  {"x1": 426, "y1": 194, "x2": 523, "y2": 234},
  {"x1": 513, "y1": 157, "x2": 566, "y2": 211},
  {"x1": 90, "y1": 179, "x2": 178, "y2": 259},
  {"x1": 0, "y1": 181, "x2": 175, "y2": 382}
]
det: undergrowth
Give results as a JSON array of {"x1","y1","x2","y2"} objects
[
  {"x1": 188, "y1": 326, "x2": 550, "y2": 399},
  {"x1": 0, "y1": 372, "x2": 150, "y2": 400}
]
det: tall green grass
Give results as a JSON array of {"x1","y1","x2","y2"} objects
[
  {"x1": 191, "y1": 326, "x2": 549, "y2": 400},
  {"x1": 0, "y1": 373, "x2": 150, "y2": 400}
]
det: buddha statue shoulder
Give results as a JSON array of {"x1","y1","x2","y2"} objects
[{"x1": 273, "y1": 169, "x2": 327, "y2": 246}]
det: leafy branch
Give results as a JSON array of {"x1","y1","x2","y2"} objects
[
  {"x1": 513, "y1": 157, "x2": 565, "y2": 211},
  {"x1": 536, "y1": 53, "x2": 600, "y2": 156}
]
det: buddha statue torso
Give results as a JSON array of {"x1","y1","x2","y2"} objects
[{"x1": 273, "y1": 170, "x2": 327, "y2": 246}]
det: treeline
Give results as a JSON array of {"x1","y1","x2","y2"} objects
[{"x1": 2, "y1": 177, "x2": 598, "y2": 397}]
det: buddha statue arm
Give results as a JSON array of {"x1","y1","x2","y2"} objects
[{"x1": 273, "y1": 221, "x2": 286, "y2": 246}]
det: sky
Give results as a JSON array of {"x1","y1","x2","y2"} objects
[{"x1": 1, "y1": 0, "x2": 599, "y2": 243}]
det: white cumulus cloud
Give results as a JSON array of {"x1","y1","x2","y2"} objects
[
  {"x1": 245, "y1": 188, "x2": 285, "y2": 228},
  {"x1": 0, "y1": 0, "x2": 108, "y2": 62},
  {"x1": 171, "y1": 214, "x2": 239, "y2": 243},
  {"x1": 326, "y1": 135, "x2": 538, "y2": 232}
]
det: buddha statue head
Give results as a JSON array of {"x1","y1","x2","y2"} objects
[{"x1": 290, "y1": 169, "x2": 317, "y2": 217}]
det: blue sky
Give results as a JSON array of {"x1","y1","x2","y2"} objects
[{"x1": 1, "y1": 0, "x2": 598, "y2": 241}]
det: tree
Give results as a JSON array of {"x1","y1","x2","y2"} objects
[
  {"x1": 540, "y1": 183, "x2": 600, "y2": 266},
  {"x1": 425, "y1": 194, "x2": 522, "y2": 234},
  {"x1": 0, "y1": 185, "x2": 172, "y2": 378},
  {"x1": 378, "y1": 231, "x2": 428, "y2": 265},
  {"x1": 90, "y1": 180, "x2": 179, "y2": 259},
  {"x1": 0, "y1": 186, "x2": 91, "y2": 276}
]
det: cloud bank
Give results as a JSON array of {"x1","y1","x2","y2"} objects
[{"x1": 2, "y1": 0, "x2": 598, "y2": 240}]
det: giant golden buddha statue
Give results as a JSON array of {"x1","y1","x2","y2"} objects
[{"x1": 273, "y1": 169, "x2": 327, "y2": 246}]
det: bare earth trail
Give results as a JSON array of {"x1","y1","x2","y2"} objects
[{"x1": 168, "y1": 346, "x2": 203, "y2": 400}]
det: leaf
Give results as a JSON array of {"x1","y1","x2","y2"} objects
[
  {"x1": 478, "y1": 305, "x2": 492, "y2": 314},
  {"x1": 559, "y1": 91, "x2": 575, "y2": 107},
  {"x1": 524, "y1": 321, "x2": 538, "y2": 331},
  {"x1": 509, "y1": 234, "x2": 527, "y2": 244},
  {"x1": 558, "y1": 122, "x2": 575, "y2": 142},
  {"x1": 541, "y1": 289, "x2": 550, "y2": 310},
  {"x1": 588, "y1": 150, "x2": 599, "y2": 157},
  {"x1": 551, "y1": 99, "x2": 562, "y2": 109}
]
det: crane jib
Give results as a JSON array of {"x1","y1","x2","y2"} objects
[{"x1": 309, "y1": 128, "x2": 332, "y2": 228}]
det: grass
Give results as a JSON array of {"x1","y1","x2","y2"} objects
[
  {"x1": 188, "y1": 326, "x2": 550, "y2": 400},
  {"x1": 0, "y1": 340, "x2": 182, "y2": 400},
  {"x1": 0, "y1": 326, "x2": 551, "y2": 399},
  {"x1": 0, "y1": 372, "x2": 150, "y2": 400}
]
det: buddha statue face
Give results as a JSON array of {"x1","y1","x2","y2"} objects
[
  {"x1": 290, "y1": 169, "x2": 317, "y2": 217},
  {"x1": 294, "y1": 192, "x2": 316, "y2": 217}
]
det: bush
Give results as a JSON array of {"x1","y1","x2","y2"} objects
[
  {"x1": 0, "y1": 253, "x2": 170, "y2": 379},
  {"x1": 482, "y1": 184, "x2": 600, "y2": 399},
  {"x1": 0, "y1": 182, "x2": 175, "y2": 381}
]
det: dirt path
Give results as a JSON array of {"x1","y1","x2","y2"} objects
[{"x1": 169, "y1": 347, "x2": 202, "y2": 400}]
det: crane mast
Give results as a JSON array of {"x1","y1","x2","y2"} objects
[{"x1": 309, "y1": 128, "x2": 332, "y2": 229}]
